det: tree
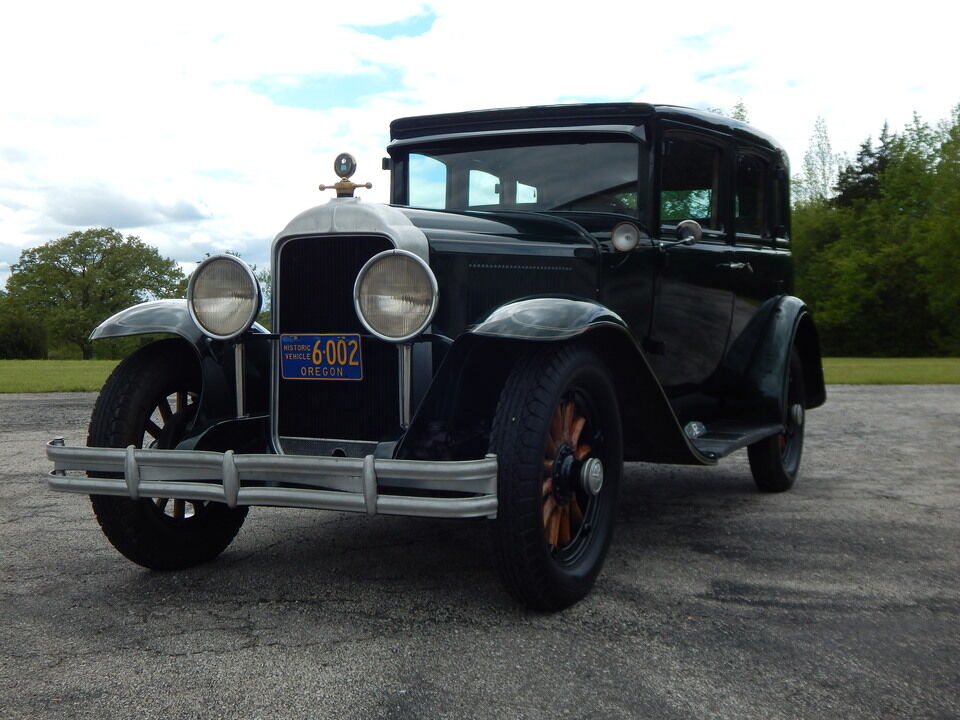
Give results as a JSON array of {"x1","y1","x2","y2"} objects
[
  {"x1": 0, "y1": 293, "x2": 47, "y2": 359},
  {"x1": 5, "y1": 228, "x2": 185, "y2": 359},
  {"x1": 794, "y1": 117, "x2": 842, "y2": 205}
]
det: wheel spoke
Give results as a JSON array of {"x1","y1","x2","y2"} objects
[
  {"x1": 155, "y1": 497, "x2": 169, "y2": 512},
  {"x1": 575, "y1": 443, "x2": 592, "y2": 461},
  {"x1": 547, "y1": 506, "x2": 561, "y2": 546},
  {"x1": 542, "y1": 477, "x2": 553, "y2": 497},
  {"x1": 561, "y1": 402, "x2": 574, "y2": 443},
  {"x1": 158, "y1": 397, "x2": 173, "y2": 424},
  {"x1": 558, "y1": 505, "x2": 572, "y2": 545},
  {"x1": 570, "y1": 496, "x2": 583, "y2": 525},
  {"x1": 145, "y1": 420, "x2": 163, "y2": 440},
  {"x1": 176, "y1": 391, "x2": 187, "y2": 414},
  {"x1": 173, "y1": 499, "x2": 185, "y2": 520},
  {"x1": 542, "y1": 495, "x2": 557, "y2": 529},
  {"x1": 570, "y1": 414, "x2": 586, "y2": 448}
]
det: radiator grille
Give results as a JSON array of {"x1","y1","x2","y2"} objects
[{"x1": 275, "y1": 235, "x2": 398, "y2": 443}]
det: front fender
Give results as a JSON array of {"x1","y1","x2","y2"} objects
[
  {"x1": 398, "y1": 300, "x2": 714, "y2": 466},
  {"x1": 90, "y1": 299, "x2": 205, "y2": 344},
  {"x1": 90, "y1": 299, "x2": 271, "y2": 433},
  {"x1": 470, "y1": 297, "x2": 628, "y2": 340}
]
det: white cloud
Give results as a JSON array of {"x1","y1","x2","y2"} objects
[{"x1": 1, "y1": 0, "x2": 957, "y2": 288}]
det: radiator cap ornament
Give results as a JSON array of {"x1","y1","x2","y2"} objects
[{"x1": 319, "y1": 152, "x2": 372, "y2": 198}]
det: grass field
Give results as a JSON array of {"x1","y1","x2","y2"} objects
[
  {"x1": 0, "y1": 360, "x2": 120, "y2": 393},
  {"x1": 2, "y1": 357, "x2": 960, "y2": 393},
  {"x1": 821, "y1": 357, "x2": 960, "y2": 385}
]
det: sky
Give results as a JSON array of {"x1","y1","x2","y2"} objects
[{"x1": 1, "y1": 0, "x2": 956, "y2": 289}]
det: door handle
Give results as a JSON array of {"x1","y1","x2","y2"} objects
[{"x1": 716, "y1": 261, "x2": 753, "y2": 273}]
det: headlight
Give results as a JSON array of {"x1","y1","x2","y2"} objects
[
  {"x1": 354, "y1": 249, "x2": 438, "y2": 342},
  {"x1": 188, "y1": 255, "x2": 261, "y2": 340}
]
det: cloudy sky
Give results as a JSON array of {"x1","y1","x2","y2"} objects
[{"x1": 1, "y1": 0, "x2": 955, "y2": 288}]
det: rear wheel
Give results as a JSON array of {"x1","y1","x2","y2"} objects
[
  {"x1": 88, "y1": 340, "x2": 248, "y2": 570},
  {"x1": 748, "y1": 349, "x2": 806, "y2": 493},
  {"x1": 489, "y1": 345, "x2": 622, "y2": 611}
]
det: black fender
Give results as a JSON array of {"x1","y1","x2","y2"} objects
[
  {"x1": 89, "y1": 299, "x2": 272, "y2": 433},
  {"x1": 716, "y1": 295, "x2": 826, "y2": 426},
  {"x1": 398, "y1": 297, "x2": 714, "y2": 465}
]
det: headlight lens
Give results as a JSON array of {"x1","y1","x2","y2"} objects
[
  {"x1": 354, "y1": 249, "x2": 438, "y2": 342},
  {"x1": 188, "y1": 255, "x2": 261, "y2": 340}
]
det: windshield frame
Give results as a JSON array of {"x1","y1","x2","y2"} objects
[{"x1": 389, "y1": 129, "x2": 649, "y2": 226}]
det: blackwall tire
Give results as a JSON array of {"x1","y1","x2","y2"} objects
[
  {"x1": 748, "y1": 349, "x2": 806, "y2": 493},
  {"x1": 88, "y1": 340, "x2": 248, "y2": 570},
  {"x1": 489, "y1": 344, "x2": 622, "y2": 611}
]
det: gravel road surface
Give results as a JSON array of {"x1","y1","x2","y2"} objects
[{"x1": 1, "y1": 387, "x2": 958, "y2": 719}]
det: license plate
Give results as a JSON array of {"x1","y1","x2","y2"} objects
[{"x1": 280, "y1": 334, "x2": 363, "y2": 381}]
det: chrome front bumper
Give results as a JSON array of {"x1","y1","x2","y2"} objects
[{"x1": 46, "y1": 439, "x2": 498, "y2": 519}]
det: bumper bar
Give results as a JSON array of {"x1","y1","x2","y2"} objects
[{"x1": 46, "y1": 439, "x2": 498, "y2": 519}]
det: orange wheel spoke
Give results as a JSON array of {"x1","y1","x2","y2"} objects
[
  {"x1": 558, "y1": 505, "x2": 572, "y2": 545},
  {"x1": 570, "y1": 415, "x2": 586, "y2": 448},
  {"x1": 542, "y1": 495, "x2": 557, "y2": 529},
  {"x1": 570, "y1": 496, "x2": 583, "y2": 525},
  {"x1": 550, "y1": 407, "x2": 563, "y2": 447},
  {"x1": 542, "y1": 477, "x2": 553, "y2": 497},
  {"x1": 575, "y1": 443, "x2": 592, "y2": 461},
  {"x1": 547, "y1": 507, "x2": 561, "y2": 546},
  {"x1": 561, "y1": 402, "x2": 574, "y2": 443},
  {"x1": 173, "y1": 499, "x2": 185, "y2": 520},
  {"x1": 155, "y1": 498, "x2": 169, "y2": 512}
]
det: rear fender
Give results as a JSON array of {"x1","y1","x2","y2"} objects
[{"x1": 718, "y1": 296, "x2": 826, "y2": 425}]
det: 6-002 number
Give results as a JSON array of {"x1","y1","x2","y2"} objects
[{"x1": 312, "y1": 338, "x2": 360, "y2": 367}]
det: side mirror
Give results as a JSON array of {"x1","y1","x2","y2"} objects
[
  {"x1": 676, "y1": 219, "x2": 702, "y2": 245},
  {"x1": 659, "y1": 219, "x2": 702, "y2": 248}
]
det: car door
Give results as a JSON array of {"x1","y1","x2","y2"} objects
[
  {"x1": 728, "y1": 149, "x2": 792, "y2": 345},
  {"x1": 645, "y1": 128, "x2": 736, "y2": 394}
]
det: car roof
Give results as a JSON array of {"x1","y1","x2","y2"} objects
[{"x1": 389, "y1": 102, "x2": 787, "y2": 160}]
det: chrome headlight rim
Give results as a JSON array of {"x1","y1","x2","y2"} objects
[
  {"x1": 353, "y1": 249, "x2": 438, "y2": 343},
  {"x1": 187, "y1": 254, "x2": 262, "y2": 341}
]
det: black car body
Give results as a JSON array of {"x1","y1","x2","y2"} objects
[{"x1": 48, "y1": 103, "x2": 825, "y2": 609}]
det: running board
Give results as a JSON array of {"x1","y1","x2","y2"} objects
[{"x1": 689, "y1": 422, "x2": 784, "y2": 460}]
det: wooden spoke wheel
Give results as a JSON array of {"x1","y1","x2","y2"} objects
[
  {"x1": 489, "y1": 345, "x2": 622, "y2": 611},
  {"x1": 88, "y1": 339, "x2": 248, "y2": 570},
  {"x1": 748, "y1": 348, "x2": 806, "y2": 492}
]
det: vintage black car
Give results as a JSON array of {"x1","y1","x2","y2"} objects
[{"x1": 47, "y1": 103, "x2": 825, "y2": 610}]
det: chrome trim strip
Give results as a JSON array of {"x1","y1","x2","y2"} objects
[{"x1": 46, "y1": 441, "x2": 498, "y2": 520}]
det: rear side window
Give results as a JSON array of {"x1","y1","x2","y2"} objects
[
  {"x1": 736, "y1": 153, "x2": 768, "y2": 237},
  {"x1": 660, "y1": 136, "x2": 723, "y2": 231}
]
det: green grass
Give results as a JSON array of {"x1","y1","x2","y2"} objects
[
  {"x1": 0, "y1": 360, "x2": 119, "y2": 393},
  {"x1": 822, "y1": 357, "x2": 960, "y2": 384},
  {"x1": 2, "y1": 357, "x2": 959, "y2": 393}
]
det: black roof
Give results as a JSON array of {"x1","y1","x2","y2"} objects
[{"x1": 389, "y1": 102, "x2": 786, "y2": 159}]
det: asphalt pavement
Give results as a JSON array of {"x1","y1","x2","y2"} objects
[{"x1": 1, "y1": 387, "x2": 958, "y2": 719}]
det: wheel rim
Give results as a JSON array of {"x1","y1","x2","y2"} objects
[
  {"x1": 140, "y1": 388, "x2": 204, "y2": 521},
  {"x1": 542, "y1": 391, "x2": 602, "y2": 562},
  {"x1": 778, "y1": 359, "x2": 804, "y2": 472}
]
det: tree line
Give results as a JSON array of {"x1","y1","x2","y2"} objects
[
  {"x1": 3, "y1": 105, "x2": 959, "y2": 360},
  {"x1": 791, "y1": 105, "x2": 960, "y2": 356}
]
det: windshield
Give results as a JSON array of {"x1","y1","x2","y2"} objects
[{"x1": 401, "y1": 138, "x2": 641, "y2": 217}]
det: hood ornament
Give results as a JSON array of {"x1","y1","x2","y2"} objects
[{"x1": 319, "y1": 152, "x2": 372, "y2": 198}]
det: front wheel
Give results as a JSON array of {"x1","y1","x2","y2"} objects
[
  {"x1": 489, "y1": 345, "x2": 622, "y2": 611},
  {"x1": 88, "y1": 340, "x2": 248, "y2": 570}
]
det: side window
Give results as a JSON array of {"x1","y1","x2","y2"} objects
[
  {"x1": 469, "y1": 169, "x2": 500, "y2": 206},
  {"x1": 736, "y1": 153, "x2": 769, "y2": 237},
  {"x1": 409, "y1": 154, "x2": 447, "y2": 209},
  {"x1": 660, "y1": 135, "x2": 723, "y2": 231},
  {"x1": 516, "y1": 181, "x2": 538, "y2": 204}
]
